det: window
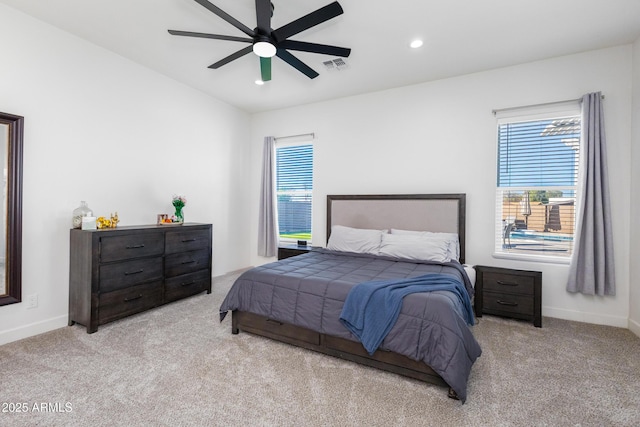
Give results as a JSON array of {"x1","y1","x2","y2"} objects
[
  {"x1": 495, "y1": 106, "x2": 581, "y2": 261},
  {"x1": 276, "y1": 142, "x2": 313, "y2": 243}
]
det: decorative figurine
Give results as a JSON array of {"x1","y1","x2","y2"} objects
[{"x1": 110, "y1": 212, "x2": 119, "y2": 228}]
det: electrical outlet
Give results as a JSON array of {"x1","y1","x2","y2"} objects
[{"x1": 26, "y1": 293, "x2": 38, "y2": 309}]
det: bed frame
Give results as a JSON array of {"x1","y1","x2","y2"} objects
[{"x1": 231, "y1": 194, "x2": 467, "y2": 397}]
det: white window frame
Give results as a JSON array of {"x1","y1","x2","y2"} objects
[
  {"x1": 493, "y1": 102, "x2": 581, "y2": 264},
  {"x1": 275, "y1": 136, "x2": 314, "y2": 244}
]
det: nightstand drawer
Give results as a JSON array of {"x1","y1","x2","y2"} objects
[
  {"x1": 483, "y1": 272, "x2": 534, "y2": 295},
  {"x1": 483, "y1": 291, "x2": 534, "y2": 316}
]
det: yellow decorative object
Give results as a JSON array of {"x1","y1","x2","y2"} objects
[
  {"x1": 96, "y1": 212, "x2": 119, "y2": 229},
  {"x1": 96, "y1": 216, "x2": 112, "y2": 229},
  {"x1": 110, "y1": 212, "x2": 119, "y2": 228}
]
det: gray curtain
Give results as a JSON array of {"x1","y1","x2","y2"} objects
[
  {"x1": 567, "y1": 92, "x2": 615, "y2": 295},
  {"x1": 257, "y1": 136, "x2": 278, "y2": 257}
]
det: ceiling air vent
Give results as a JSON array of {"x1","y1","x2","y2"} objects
[{"x1": 323, "y1": 58, "x2": 349, "y2": 72}]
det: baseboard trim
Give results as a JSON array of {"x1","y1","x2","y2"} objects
[
  {"x1": 544, "y1": 307, "x2": 628, "y2": 328},
  {"x1": 628, "y1": 318, "x2": 640, "y2": 338},
  {"x1": 0, "y1": 315, "x2": 68, "y2": 346}
]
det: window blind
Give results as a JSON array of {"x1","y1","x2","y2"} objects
[
  {"x1": 495, "y1": 114, "x2": 581, "y2": 259},
  {"x1": 276, "y1": 143, "x2": 313, "y2": 242}
]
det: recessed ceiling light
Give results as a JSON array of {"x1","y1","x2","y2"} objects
[
  {"x1": 410, "y1": 39, "x2": 424, "y2": 49},
  {"x1": 255, "y1": 80, "x2": 265, "y2": 85}
]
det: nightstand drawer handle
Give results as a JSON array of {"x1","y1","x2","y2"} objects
[
  {"x1": 124, "y1": 269, "x2": 144, "y2": 276},
  {"x1": 181, "y1": 281, "x2": 196, "y2": 287},
  {"x1": 497, "y1": 300, "x2": 518, "y2": 307},
  {"x1": 181, "y1": 238, "x2": 197, "y2": 242},
  {"x1": 497, "y1": 280, "x2": 518, "y2": 287},
  {"x1": 126, "y1": 244, "x2": 145, "y2": 249},
  {"x1": 181, "y1": 260, "x2": 196, "y2": 265},
  {"x1": 124, "y1": 294, "x2": 143, "y2": 302}
]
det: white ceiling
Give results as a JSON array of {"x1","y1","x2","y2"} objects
[{"x1": 2, "y1": 0, "x2": 640, "y2": 114}]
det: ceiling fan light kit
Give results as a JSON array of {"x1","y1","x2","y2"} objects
[
  {"x1": 169, "y1": 0, "x2": 351, "y2": 82},
  {"x1": 253, "y1": 41, "x2": 276, "y2": 58}
]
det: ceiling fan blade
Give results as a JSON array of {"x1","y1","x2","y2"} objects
[
  {"x1": 276, "y1": 49, "x2": 319, "y2": 79},
  {"x1": 260, "y1": 57, "x2": 272, "y2": 81},
  {"x1": 193, "y1": 0, "x2": 255, "y2": 37},
  {"x1": 208, "y1": 45, "x2": 253, "y2": 69},
  {"x1": 168, "y1": 30, "x2": 253, "y2": 43},
  {"x1": 278, "y1": 40, "x2": 350, "y2": 57},
  {"x1": 272, "y1": 1, "x2": 344, "y2": 42},
  {"x1": 255, "y1": 0, "x2": 272, "y2": 34}
]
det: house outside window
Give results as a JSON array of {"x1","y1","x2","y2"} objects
[
  {"x1": 276, "y1": 142, "x2": 313, "y2": 243},
  {"x1": 495, "y1": 105, "x2": 581, "y2": 262}
]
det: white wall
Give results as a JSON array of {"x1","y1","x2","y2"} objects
[
  {"x1": 630, "y1": 37, "x2": 640, "y2": 337},
  {"x1": 250, "y1": 45, "x2": 633, "y2": 328},
  {"x1": 0, "y1": 4, "x2": 252, "y2": 345}
]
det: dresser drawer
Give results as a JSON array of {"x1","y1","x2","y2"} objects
[
  {"x1": 165, "y1": 249, "x2": 211, "y2": 277},
  {"x1": 483, "y1": 290, "x2": 534, "y2": 316},
  {"x1": 100, "y1": 232, "x2": 164, "y2": 262},
  {"x1": 165, "y1": 229, "x2": 211, "y2": 254},
  {"x1": 99, "y1": 257, "x2": 163, "y2": 292},
  {"x1": 98, "y1": 281, "x2": 162, "y2": 324},
  {"x1": 482, "y1": 272, "x2": 534, "y2": 295},
  {"x1": 164, "y1": 269, "x2": 211, "y2": 302}
]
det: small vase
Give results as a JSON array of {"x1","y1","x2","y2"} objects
[
  {"x1": 174, "y1": 206, "x2": 184, "y2": 223},
  {"x1": 72, "y1": 201, "x2": 93, "y2": 229}
]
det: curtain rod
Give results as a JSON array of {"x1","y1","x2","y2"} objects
[
  {"x1": 492, "y1": 94, "x2": 604, "y2": 116},
  {"x1": 274, "y1": 132, "x2": 315, "y2": 141}
]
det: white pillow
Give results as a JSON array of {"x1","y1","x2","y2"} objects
[
  {"x1": 327, "y1": 225, "x2": 386, "y2": 255},
  {"x1": 378, "y1": 233, "x2": 450, "y2": 263},
  {"x1": 390, "y1": 229, "x2": 460, "y2": 261}
]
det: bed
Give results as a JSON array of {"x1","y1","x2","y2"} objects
[{"x1": 219, "y1": 194, "x2": 481, "y2": 402}]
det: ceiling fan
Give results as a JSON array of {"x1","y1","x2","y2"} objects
[{"x1": 169, "y1": 0, "x2": 351, "y2": 82}]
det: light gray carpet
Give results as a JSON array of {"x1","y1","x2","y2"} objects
[{"x1": 1, "y1": 271, "x2": 639, "y2": 426}]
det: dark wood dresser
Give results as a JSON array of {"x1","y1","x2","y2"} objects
[
  {"x1": 474, "y1": 265, "x2": 542, "y2": 327},
  {"x1": 69, "y1": 223, "x2": 212, "y2": 333}
]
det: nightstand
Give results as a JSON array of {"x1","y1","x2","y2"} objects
[
  {"x1": 474, "y1": 265, "x2": 542, "y2": 327},
  {"x1": 277, "y1": 244, "x2": 313, "y2": 260}
]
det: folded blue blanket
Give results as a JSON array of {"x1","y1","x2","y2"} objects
[{"x1": 339, "y1": 273, "x2": 474, "y2": 355}]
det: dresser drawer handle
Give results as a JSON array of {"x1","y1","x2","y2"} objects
[
  {"x1": 181, "y1": 238, "x2": 197, "y2": 242},
  {"x1": 126, "y1": 244, "x2": 145, "y2": 249},
  {"x1": 497, "y1": 300, "x2": 518, "y2": 307},
  {"x1": 497, "y1": 280, "x2": 518, "y2": 287},
  {"x1": 124, "y1": 269, "x2": 144, "y2": 276},
  {"x1": 181, "y1": 260, "x2": 196, "y2": 265},
  {"x1": 124, "y1": 294, "x2": 143, "y2": 302},
  {"x1": 181, "y1": 281, "x2": 196, "y2": 287}
]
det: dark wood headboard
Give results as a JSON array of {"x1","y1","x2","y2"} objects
[{"x1": 326, "y1": 194, "x2": 466, "y2": 264}]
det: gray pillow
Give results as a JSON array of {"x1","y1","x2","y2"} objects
[
  {"x1": 327, "y1": 225, "x2": 386, "y2": 255},
  {"x1": 379, "y1": 233, "x2": 450, "y2": 263},
  {"x1": 390, "y1": 229, "x2": 459, "y2": 261}
]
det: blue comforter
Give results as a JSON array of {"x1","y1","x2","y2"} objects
[{"x1": 340, "y1": 274, "x2": 474, "y2": 356}]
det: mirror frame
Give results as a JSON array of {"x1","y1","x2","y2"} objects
[{"x1": 0, "y1": 111, "x2": 23, "y2": 306}]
